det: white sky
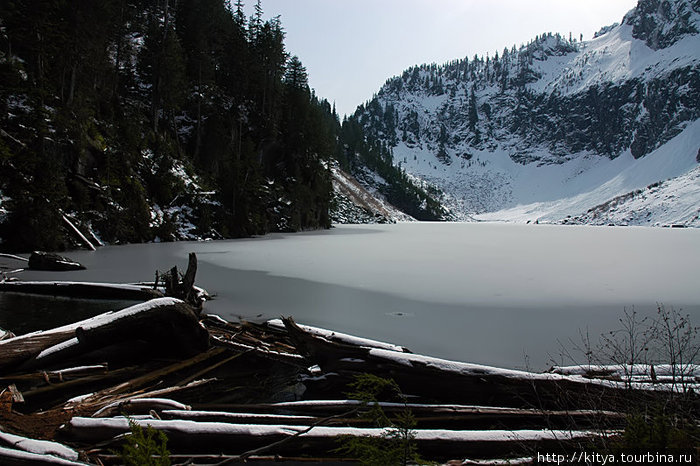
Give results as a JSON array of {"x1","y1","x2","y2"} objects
[{"x1": 243, "y1": 0, "x2": 639, "y2": 117}]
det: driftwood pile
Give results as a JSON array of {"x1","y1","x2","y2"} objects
[{"x1": 0, "y1": 255, "x2": 695, "y2": 464}]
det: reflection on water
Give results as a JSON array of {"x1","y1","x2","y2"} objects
[{"x1": 0, "y1": 293, "x2": 137, "y2": 335}]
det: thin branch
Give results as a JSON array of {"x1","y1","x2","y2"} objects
[{"x1": 204, "y1": 408, "x2": 359, "y2": 466}]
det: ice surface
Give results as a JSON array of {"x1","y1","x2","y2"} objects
[{"x1": 16, "y1": 224, "x2": 700, "y2": 369}]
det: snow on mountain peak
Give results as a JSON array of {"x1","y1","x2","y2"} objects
[{"x1": 348, "y1": 0, "x2": 700, "y2": 227}]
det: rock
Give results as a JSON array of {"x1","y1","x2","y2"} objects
[{"x1": 28, "y1": 252, "x2": 86, "y2": 271}]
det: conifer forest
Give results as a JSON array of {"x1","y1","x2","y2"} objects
[{"x1": 0, "y1": 0, "x2": 444, "y2": 251}]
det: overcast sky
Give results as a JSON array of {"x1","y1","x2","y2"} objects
[{"x1": 243, "y1": 0, "x2": 639, "y2": 117}]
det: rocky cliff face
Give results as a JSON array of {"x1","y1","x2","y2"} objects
[
  {"x1": 350, "y1": 0, "x2": 700, "y2": 224},
  {"x1": 626, "y1": 0, "x2": 699, "y2": 49}
]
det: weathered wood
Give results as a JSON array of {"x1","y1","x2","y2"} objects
[
  {"x1": 92, "y1": 454, "x2": 358, "y2": 465},
  {"x1": 0, "y1": 446, "x2": 87, "y2": 465},
  {"x1": 91, "y1": 397, "x2": 190, "y2": 418},
  {"x1": 60, "y1": 216, "x2": 96, "y2": 252},
  {"x1": 0, "y1": 253, "x2": 29, "y2": 263},
  {"x1": 181, "y1": 252, "x2": 198, "y2": 303},
  {"x1": 0, "y1": 430, "x2": 80, "y2": 462},
  {"x1": 19, "y1": 365, "x2": 141, "y2": 402},
  {"x1": 68, "y1": 348, "x2": 227, "y2": 411},
  {"x1": 0, "y1": 365, "x2": 112, "y2": 385},
  {"x1": 0, "y1": 329, "x2": 15, "y2": 341},
  {"x1": 74, "y1": 299, "x2": 209, "y2": 358},
  {"x1": 0, "y1": 298, "x2": 207, "y2": 372},
  {"x1": 0, "y1": 329, "x2": 77, "y2": 370},
  {"x1": 0, "y1": 281, "x2": 162, "y2": 300},
  {"x1": 180, "y1": 402, "x2": 625, "y2": 430},
  {"x1": 160, "y1": 252, "x2": 202, "y2": 308},
  {"x1": 59, "y1": 416, "x2": 609, "y2": 460},
  {"x1": 281, "y1": 317, "x2": 668, "y2": 410}
]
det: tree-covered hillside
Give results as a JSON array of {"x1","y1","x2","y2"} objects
[
  {"x1": 0, "y1": 0, "x2": 442, "y2": 252},
  {"x1": 0, "y1": 0, "x2": 342, "y2": 251}
]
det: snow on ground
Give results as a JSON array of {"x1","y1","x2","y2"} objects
[
  {"x1": 562, "y1": 166, "x2": 700, "y2": 227},
  {"x1": 475, "y1": 119, "x2": 700, "y2": 223},
  {"x1": 528, "y1": 21, "x2": 700, "y2": 96}
]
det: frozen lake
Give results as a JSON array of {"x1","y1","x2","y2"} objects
[{"x1": 6, "y1": 223, "x2": 700, "y2": 369}]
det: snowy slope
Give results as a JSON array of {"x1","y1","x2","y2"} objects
[
  {"x1": 354, "y1": 0, "x2": 700, "y2": 226},
  {"x1": 329, "y1": 162, "x2": 415, "y2": 224},
  {"x1": 560, "y1": 166, "x2": 700, "y2": 227},
  {"x1": 476, "y1": 119, "x2": 700, "y2": 223}
]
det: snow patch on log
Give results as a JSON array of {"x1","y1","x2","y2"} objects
[
  {"x1": 3, "y1": 297, "x2": 184, "y2": 344},
  {"x1": 92, "y1": 397, "x2": 191, "y2": 418},
  {"x1": 0, "y1": 431, "x2": 80, "y2": 461},
  {"x1": 78, "y1": 297, "x2": 184, "y2": 331},
  {"x1": 161, "y1": 410, "x2": 316, "y2": 422},
  {"x1": 550, "y1": 363, "x2": 700, "y2": 378},
  {"x1": 267, "y1": 319, "x2": 409, "y2": 353},
  {"x1": 366, "y1": 348, "x2": 700, "y2": 392},
  {"x1": 36, "y1": 337, "x2": 79, "y2": 360},
  {"x1": 62, "y1": 215, "x2": 96, "y2": 251},
  {"x1": 64, "y1": 416, "x2": 609, "y2": 442},
  {"x1": 0, "y1": 446, "x2": 87, "y2": 465}
]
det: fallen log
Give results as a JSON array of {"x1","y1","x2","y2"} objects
[
  {"x1": 0, "y1": 365, "x2": 109, "y2": 384},
  {"x1": 59, "y1": 416, "x2": 613, "y2": 459},
  {"x1": 61, "y1": 216, "x2": 96, "y2": 252},
  {"x1": 0, "y1": 298, "x2": 208, "y2": 371},
  {"x1": 0, "y1": 329, "x2": 78, "y2": 371},
  {"x1": 92, "y1": 397, "x2": 191, "y2": 418},
  {"x1": 0, "y1": 430, "x2": 80, "y2": 462},
  {"x1": 17, "y1": 365, "x2": 143, "y2": 413},
  {"x1": 73, "y1": 298, "x2": 209, "y2": 358},
  {"x1": 0, "y1": 254, "x2": 29, "y2": 263},
  {"x1": 268, "y1": 318, "x2": 410, "y2": 353},
  {"x1": 92, "y1": 454, "x2": 358, "y2": 464},
  {"x1": 159, "y1": 410, "x2": 318, "y2": 425},
  {"x1": 184, "y1": 399, "x2": 625, "y2": 430},
  {"x1": 0, "y1": 446, "x2": 88, "y2": 466},
  {"x1": 0, "y1": 281, "x2": 162, "y2": 300},
  {"x1": 66, "y1": 348, "x2": 227, "y2": 413},
  {"x1": 281, "y1": 317, "x2": 689, "y2": 410}
]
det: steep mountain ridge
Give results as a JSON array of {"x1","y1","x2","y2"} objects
[{"x1": 352, "y1": 0, "x2": 700, "y2": 225}]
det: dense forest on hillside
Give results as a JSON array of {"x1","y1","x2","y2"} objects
[{"x1": 0, "y1": 0, "x2": 446, "y2": 252}]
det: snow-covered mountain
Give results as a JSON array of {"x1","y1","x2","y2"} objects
[{"x1": 352, "y1": 0, "x2": 700, "y2": 226}]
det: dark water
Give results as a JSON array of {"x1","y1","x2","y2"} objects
[{"x1": 0, "y1": 293, "x2": 136, "y2": 334}]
